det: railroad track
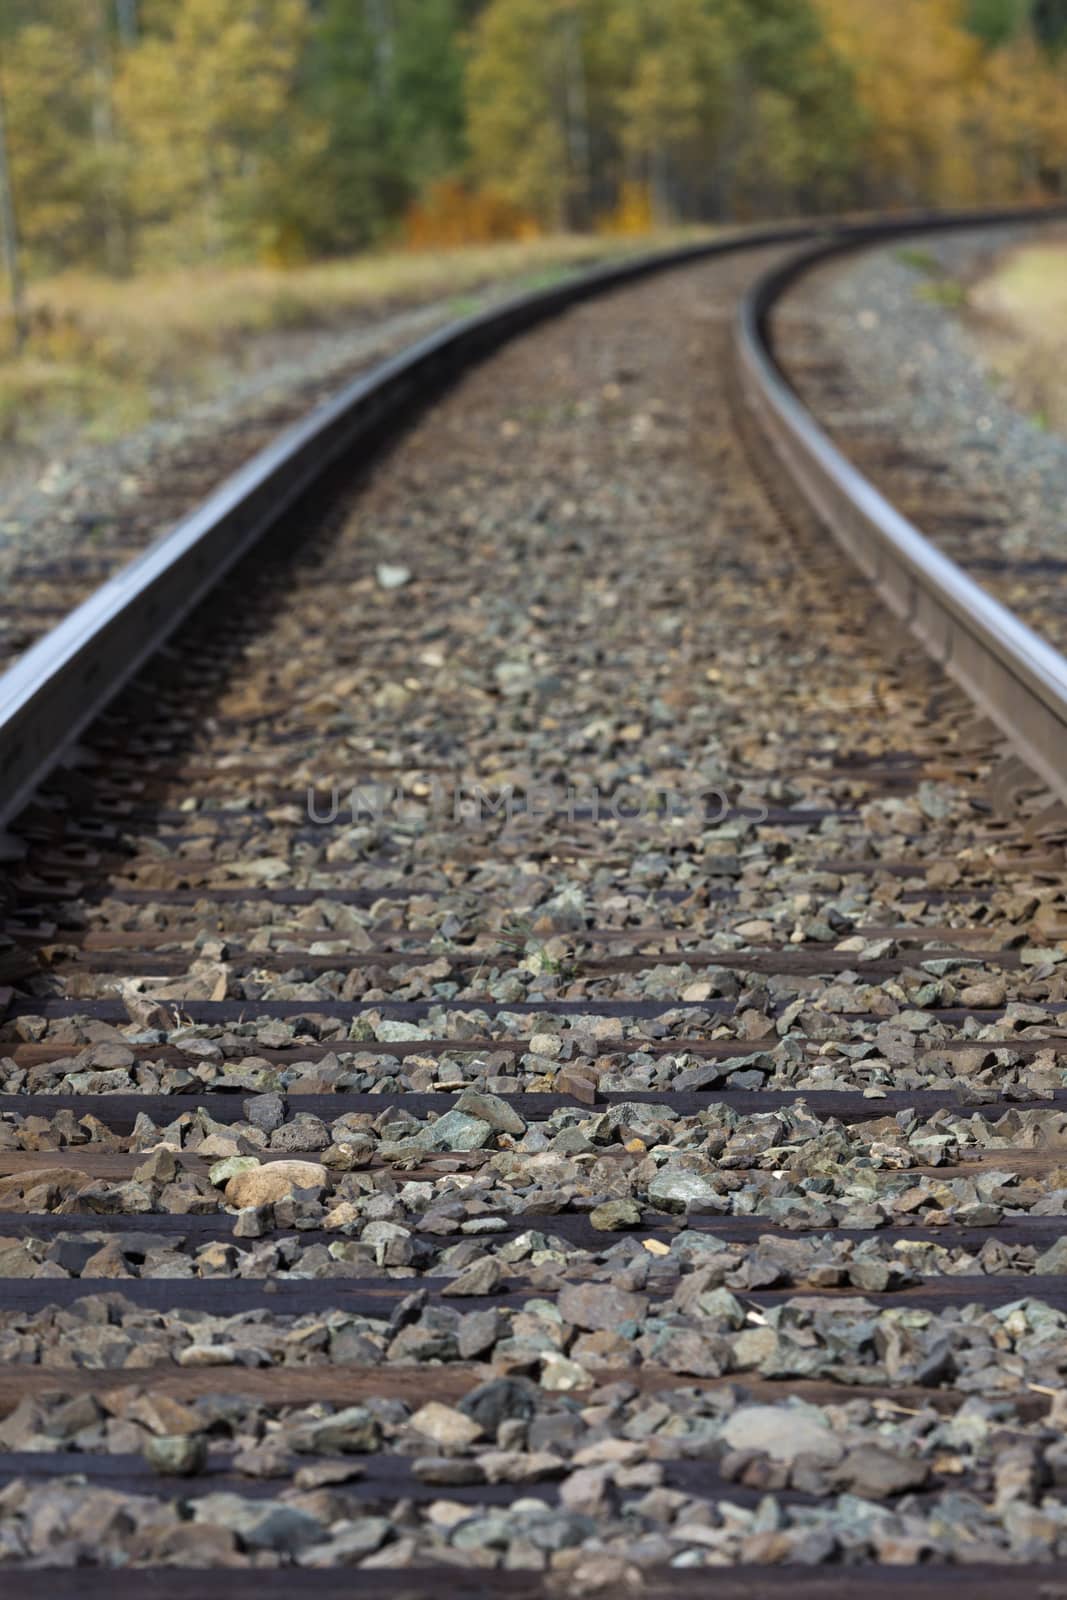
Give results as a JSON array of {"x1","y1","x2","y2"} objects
[{"x1": 2, "y1": 209, "x2": 1067, "y2": 1592}]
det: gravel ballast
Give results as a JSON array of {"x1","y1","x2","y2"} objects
[{"x1": 777, "y1": 224, "x2": 1067, "y2": 650}]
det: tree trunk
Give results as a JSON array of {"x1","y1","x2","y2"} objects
[
  {"x1": 562, "y1": 7, "x2": 592, "y2": 229},
  {"x1": 0, "y1": 59, "x2": 27, "y2": 353},
  {"x1": 92, "y1": 0, "x2": 128, "y2": 274},
  {"x1": 116, "y1": 0, "x2": 137, "y2": 45},
  {"x1": 650, "y1": 144, "x2": 671, "y2": 225},
  {"x1": 365, "y1": 0, "x2": 394, "y2": 99}
]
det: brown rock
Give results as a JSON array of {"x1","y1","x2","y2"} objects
[
  {"x1": 224, "y1": 1160, "x2": 328, "y2": 1208},
  {"x1": 557, "y1": 1281, "x2": 647, "y2": 1332}
]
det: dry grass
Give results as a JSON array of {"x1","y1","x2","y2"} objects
[
  {"x1": 969, "y1": 237, "x2": 1067, "y2": 435},
  {"x1": 0, "y1": 230, "x2": 710, "y2": 450}
]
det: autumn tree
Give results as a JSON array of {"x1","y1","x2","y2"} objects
[
  {"x1": 815, "y1": 0, "x2": 989, "y2": 206},
  {"x1": 819, "y1": 0, "x2": 1067, "y2": 206},
  {"x1": 467, "y1": 0, "x2": 862, "y2": 227},
  {"x1": 2, "y1": 0, "x2": 1067, "y2": 282},
  {"x1": 466, "y1": 0, "x2": 624, "y2": 229},
  {"x1": 602, "y1": 0, "x2": 734, "y2": 221},
  {"x1": 0, "y1": 0, "x2": 130, "y2": 273},
  {"x1": 116, "y1": 0, "x2": 311, "y2": 262},
  {"x1": 714, "y1": 0, "x2": 864, "y2": 215}
]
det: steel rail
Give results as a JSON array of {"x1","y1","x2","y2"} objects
[
  {"x1": 736, "y1": 207, "x2": 1067, "y2": 807},
  {"x1": 0, "y1": 205, "x2": 1063, "y2": 832}
]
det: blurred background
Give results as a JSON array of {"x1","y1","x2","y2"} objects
[{"x1": 0, "y1": 0, "x2": 1066, "y2": 449}]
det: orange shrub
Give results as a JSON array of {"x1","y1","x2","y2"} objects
[{"x1": 404, "y1": 180, "x2": 540, "y2": 249}]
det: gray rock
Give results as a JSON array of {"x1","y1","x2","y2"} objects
[
  {"x1": 647, "y1": 1168, "x2": 726, "y2": 1214},
  {"x1": 426, "y1": 1109, "x2": 493, "y2": 1151},
  {"x1": 443, "y1": 1258, "x2": 502, "y2": 1297},
  {"x1": 589, "y1": 1199, "x2": 642, "y2": 1231},
  {"x1": 410, "y1": 1401, "x2": 483, "y2": 1448},
  {"x1": 243, "y1": 1093, "x2": 286, "y2": 1134},
  {"x1": 192, "y1": 1492, "x2": 324, "y2": 1553},
  {"x1": 1035, "y1": 1236, "x2": 1067, "y2": 1275},
  {"x1": 848, "y1": 1259, "x2": 891, "y2": 1293},
  {"x1": 727, "y1": 1070, "x2": 765, "y2": 1091},
  {"x1": 299, "y1": 1516, "x2": 391, "y2": 1566},
  {"x1": 834, "y1": 1445, "x2": 930, "y2": 1500},
  {"x1": 649, "y1": 1325, "x2": 727, "y2": 1378},
  {"x1": 558, "y1": 1281, "x2": 647, "y2": 1332},
  {"x1": 559, "y1": 1464, "x2": 614, "y2": 1516},
  {"x1": 269, "y1": 1114, "x2": 329, "y2": 1152},
  {"x1": 454, "y1": 1088, "x2": 526, "y2": 1135},
  {"x1": 376, "y1": 1020, "x2": 431, "y2": 1043},
  {"x1": 523, "y1": 1511, "x2": 598, "y2": 1552},
  {"x1": 451, "y1": 1512, "x2": 513, "y2": 1551},
  {"x1": 143, "y1": 1433, "x2": 207, "y2": 1477},
  {"x1": 376, "y1": 563, "x2": 412, "y2": 590},
  {"x1": 0, "y1": 1241, "x2": 38, "y2": 1277},
  {"x1": 294, "y1": 1459, "x2": 367, "y2": 1491},
  {"x1": 291, "y1": 1405, "x2": 382, "y2": 1455},
  {"x1": 720, "y1": 1405, "x2": 843, "y2": 1466},
  {"x1": 457, "y1": 1308, "x2": 504, "y2": 1360},
  {"x1": 459, "y1": 1377, "x2": 540, "y2": 1434},
  {"x1": 89, "y1": 1042, "x2": 136, "y2": 1070}
]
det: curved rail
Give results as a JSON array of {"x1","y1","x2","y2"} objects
[
  {"x1": 0, "y1": 223, "x2": 820, "y2": 834},
  {"x1": 0, "y1": 205, "x2": 1064, "y2": 831},
  {"x1": 736, "y1": 214, "x2": 1067, "y2": 807}
]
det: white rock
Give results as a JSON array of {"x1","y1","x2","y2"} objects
[
  {"x1": 720, "y1": 1404, "x2": 843, "y2": 1465},
  {"x1": 409, "y1": 1402, "x2": 483, "y2": 1448},
  {"x1": 376, "y1": 563, "x2": 412, "y2": 590}
]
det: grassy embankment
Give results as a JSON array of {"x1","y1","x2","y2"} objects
[
  {"x1": 0, "y1": 231, "x2": 709, "y2": 452},
  {"x1": 892, "y1": 236, "x2": 1067, "y2": 438},
  {"x1": 966, "y1": 238, "x2": 1067, "y2": 435}
]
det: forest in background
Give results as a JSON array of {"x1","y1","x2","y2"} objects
[{"x1": 2, "y1": 0, "x2": 1067, "y2": 284}]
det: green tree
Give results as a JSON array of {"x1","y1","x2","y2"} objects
[
  {"x1": 707, "y1": 0, "x2": 863, "y2": 215},
  {"x1": 298, "y1": 0, "x2": 468, "y2": 253},
  {"x1": 967, "y1": 0, "x2": 1029, "y2": 45},
  {"x1": 1033, "y1": 0, "x2": 1067, "y2": 45},
  {"x1": 604, "y1": 0, "x2": 734, "y2": 221}
]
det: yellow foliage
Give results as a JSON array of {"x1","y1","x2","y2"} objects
[
  {"x1": 816, "y1": 0, "x2": 982, "y2": 204},
  {"x1": 2, "y1": 1, "x2": 128, "y2": 272},
  {"x1": 465, "y1": 0, "x2": 578, "y2": 227},
  {"x1": 815, "y1": 0, "x2": 1067, "y2": 206},
  {"x1": 115, "y1": 0, "x2": 310, "y2": 262}
]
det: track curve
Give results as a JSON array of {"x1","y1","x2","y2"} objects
[
  {"x1": 1, "y1": 210, "x2": 1067, "y2": 1590},
  {"x1": 738, "y1": 223, "x2": 1067, "y2": 809}
]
